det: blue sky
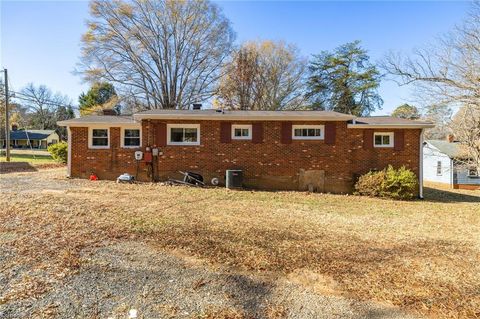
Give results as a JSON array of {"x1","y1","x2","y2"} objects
[{"x1": 0, "y1": 1, "x2": 471, "y2": 114}]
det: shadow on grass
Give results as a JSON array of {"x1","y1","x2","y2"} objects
[
  {"x1": 424, "y1": 186, "x2": 480, "y2": 203},
  {"x1": 0, "y1": 162, "x2": 38, "y2": 174}
]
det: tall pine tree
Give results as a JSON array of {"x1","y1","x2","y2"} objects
[
  {"x1": 78, "y1": 82, "x2": 118, "y2": 115},
  {"x1": 306, "y1": 41, "x2": 382, "y2": 116}
]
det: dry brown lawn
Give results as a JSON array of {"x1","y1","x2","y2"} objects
[{"x1": 1, "y1": 169, "x2": 479, "y2": 318}]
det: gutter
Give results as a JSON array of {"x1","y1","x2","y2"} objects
[
  {"x1": 133, "y1": 114, "x2": 356, "y2": 121},
  {"x1": 450, "y1": 158, "x2": 454, "y2": 188},
  {"x1": 67, "y1": 127, "x2": 72, "y2": 177},
  {"x1": 57, "y1": 121, "x2": 140, "y2": 127},
  {"x1": 347, "y1": 124, "x2": 435, "y2": 129}
]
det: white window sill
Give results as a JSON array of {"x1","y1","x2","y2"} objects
[
  {"x1": 167, "y1": 142, "x2": 200, "y2": 146},
  {"x1": 88, "y1": 146, "x2": 110, "y2": 149},
  {"x1": 292, "y1": 137, "x2": 324, "y2": 140},
  {"x1": 374, "y1": 145, "x2": 393, "y2": 148}
]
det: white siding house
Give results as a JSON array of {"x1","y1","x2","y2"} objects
[
  {"x1": 423, "y1": 140, "x2": 480, "y2": 190},
  {"x1": 423, "y1": 142, "x2": 453, "y2": 185}
]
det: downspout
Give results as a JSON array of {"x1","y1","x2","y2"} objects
[
  {"x1": 450, "y1": 158, "x2": 454, "y2": 188},
  {"x1": 67, "y1": 126, "x2": 72, "y2": 177},
  {"x1": 419, "y1": 128, "x2": 424, "y2": 199}
]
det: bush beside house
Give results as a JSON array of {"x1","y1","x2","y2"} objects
[
  {"x1": 355, "y1": 165, "x2": 418, "y2": 200},
  {"x1": 48, "y1": 142, "x2": 68, "y2": 163}
]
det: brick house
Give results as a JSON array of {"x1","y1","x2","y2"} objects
[{"x1": 58, "y1": 110, "x2": 434, "y2": 196}]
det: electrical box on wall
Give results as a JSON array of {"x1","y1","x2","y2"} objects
[
  {"x1": 134, "y1": 151, "x2": 143, "y2": 161},
  {"x1": 152, "y1": 148, "x2": 159, "y2": 156}
]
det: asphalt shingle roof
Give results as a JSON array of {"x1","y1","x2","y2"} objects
[
  {"x1": 56, "y1": 112, "x2": 434, "y2": 127},
  {"x1": 354, "y1": 116, "x2": 433, "y2": 126},
  {"x1": 134, "y1": 109, "x2": 356, "y2": 120},
  {"x1": 57, "y1": 115, "x2": 136, "y2": 125},
  {"x1": 426, "y1": 140, "x2": 466, "y2": 158},
  {"x1": 0, "y1": 129, "x2": 55, "y2": 140}
]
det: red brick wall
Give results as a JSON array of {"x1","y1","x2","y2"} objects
[
  {"x1": 70, "y1": 120, "x2": 421, "y2": 193},
  {"x1": 70, "y1": 127, "x2": 143, "y2": 180}
]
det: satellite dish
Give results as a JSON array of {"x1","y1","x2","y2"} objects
[{"x1": 211, "y1": 177, "x2": 219, "y2": 186}]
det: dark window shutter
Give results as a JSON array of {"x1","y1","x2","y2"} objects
[
  {"x1": 324, "y1": 122, "x2": 336, "y2": 145},
  {"x1": 394, "y1": 130, "x2": 405, "y2": 151},
  {"x1": 363, "y1": 129, "x2": 373, "y2": 149},
  {"x1": 220, "y1": 122, "x2": 231, "y2": 143},
  {"x1": 156, "y1": 123, "x2": 167, "y2": 146},
  {"x1": 281, "y1": 122, "x2": 292, "y2": 144},
  {"x1": 252, "y1": 123, "x2": 263, "y2": 144}
]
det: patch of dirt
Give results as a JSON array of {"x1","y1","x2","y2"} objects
[{"x1": 285, "y1": 269, "x2": 339, "y2": 296}]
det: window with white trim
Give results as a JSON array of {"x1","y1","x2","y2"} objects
[
  {"x1": 167, "y1": 124, "x2": 200, "y2": 145},
  {"x1": 231, "y1": 124, "x2": 252, "y2": 140},
  {"x1": 468, "y1": 167, "x2": 479, "y2": 177},
  {"x1": 292, "y1": 125, "x2": 324, "y2": 140},
  {"x1": 122, "y1": 128, "x2": 141, "y2": 148},
  {"x1": 373, "y1": 132, "x2": 394, "y2": 147},
  {"x1": 89, "y1": 128, "x2": 109, "y2": 148},
  {"x1": 436, "y1": 161, "x2": 442, "y2": 176}
]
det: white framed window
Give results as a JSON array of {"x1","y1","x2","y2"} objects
[
  {"x1": 468, "y1": 167, "x2": 479, "y2": 177},
  {"x1": 121, "y1": 128, "x2": 141, "y2": 148},
  {"x1": 167, "y1": 124, "x2": 200, "y2": 145},
  {"x1": 292, "y1": 125, "x2": 324, "y2": 140},
  {"x1": 88, "y1": 128, "x2": 109, "y2": 149},
  {"x1": 231, "y1": 124, "x2": 252, "y2": 140},
  {"x1": 436, "y1": 161, "x2": 442, "y2": 176},
  {"x1": 374, "y1": 132, "x2": 394, "y2": 148}
]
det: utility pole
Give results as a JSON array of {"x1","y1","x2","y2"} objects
[{"x1": 4, "y1": 69, "x2": 10, "y2": 161}]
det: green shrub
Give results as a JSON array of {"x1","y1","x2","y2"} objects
[
  {"x1": 48, "y1": 142, "x2": 68, "y2": 163},
  {"x1": 355, "y1": 165, "x2": 418, "y2": 200},
  {"x1": 354, "y1": 170, "x2": 386, "y2": 198}
]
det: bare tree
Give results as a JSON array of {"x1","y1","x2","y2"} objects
[
  {"x1": 382, "y1": 3, "x2": 480, "y2": 171},
  {"x1": 20, "y1": 84, "x2": 72, "y2": 130},
  {"x1": 79, "y1": 0, "x2": 235, "y2": 110},
  {"x1": 216, "y1": 40, "x2": 307, "y2": 110},
  {"x1": 450, "y1": 105, "x2": 480, "y2": 173}
]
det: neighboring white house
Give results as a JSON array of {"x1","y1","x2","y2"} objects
[{"x1": 423, "y1": 139, "x2": 480, "y2": 190}]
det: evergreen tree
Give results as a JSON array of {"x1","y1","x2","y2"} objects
[
  {"x1": 306, "y1": 41, "x2": 383, "y2": 116},
  {"x1": 391, "y1": 103, "x2": 420, "y2": 119},
  {"x1": 78, "y1": 82, "x2": 118, "y2": 115}
]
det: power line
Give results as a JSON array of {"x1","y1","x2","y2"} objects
[{"x1": 0, "y1": 90, "x2": 78, "y2": 110}]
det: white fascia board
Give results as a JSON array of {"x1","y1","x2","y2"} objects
[
  {"x1": 133, "y1": 114, "x2": 355, "y2": 121},
  {"x1": 347, "y1": 124, "x2": 435, "y2": 129},
  {"x1": 57, "y1": 122, "x2": 140, "y2": 127}
]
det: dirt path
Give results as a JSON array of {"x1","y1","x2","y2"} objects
[{"x1": 1, "y1": 169, "x2": 423, "y2": 319}]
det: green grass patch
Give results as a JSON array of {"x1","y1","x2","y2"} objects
[{"x1": 0, "y1": 153, "x2": 55, "y2": 164}]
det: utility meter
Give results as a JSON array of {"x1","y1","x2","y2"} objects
[
  {"x1": 134, "y1": 151, "x2": 143, "y2": 161},
  {"x1": 152, "y1": 147, "x2": 159, "y2": 156}
]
